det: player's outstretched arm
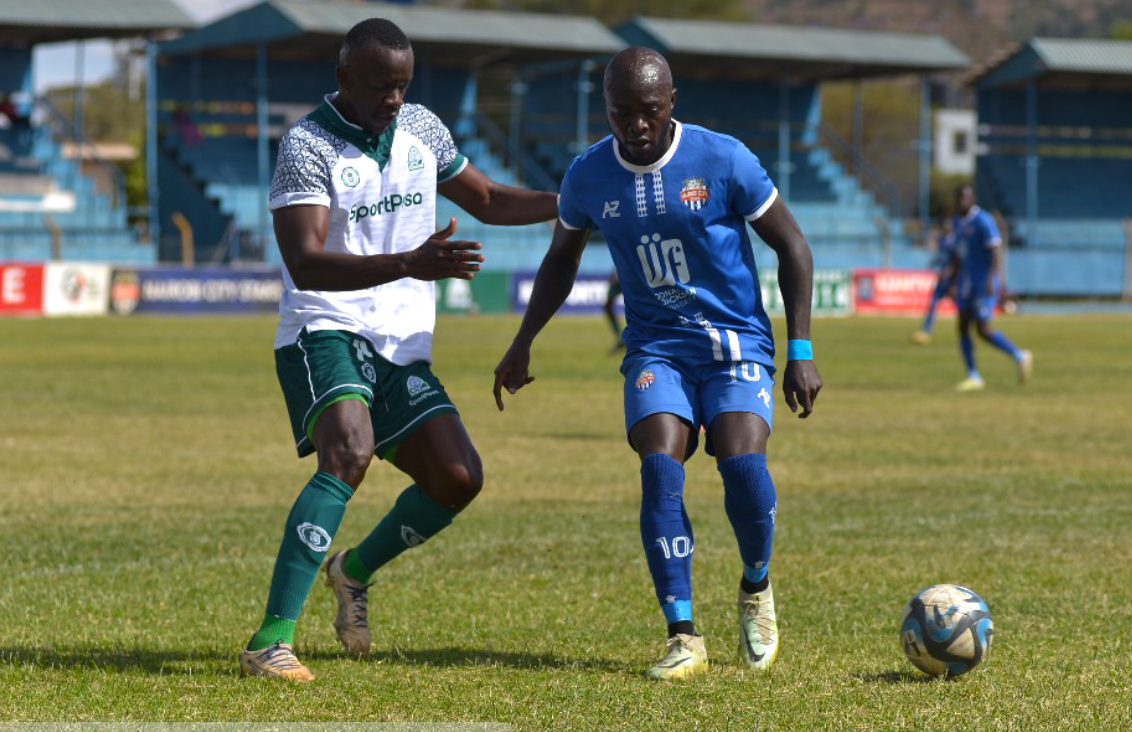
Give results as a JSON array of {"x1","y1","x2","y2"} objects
[
  {"x1": 275, "y1": 206, "x2": 484, "y2": 291},
  {"x1": 493, "y1": 222, "x2": 591, "y2": 411},
  {"x1": 751, "y1": 198, "x2": 823, "y2": 418},
  {"x1": 439, "y1": 163, "x2": 558, "y2": 226}
]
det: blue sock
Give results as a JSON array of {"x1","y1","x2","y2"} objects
[
  {"x1": 987, "y1": 331, "x2": 1022, "y2": 360},
  {"x1": 960, "y1": 334, "x2": 978, "y2": 377},
  {"x1": 923, "y1": 296, "x2": 940, "y2": 332},
  {"x1": 718, "y1": 454, "x2": 776, "y2": 585},
  {"x1": 640, "y1": 454, "x2": 693, "y2": 625}
]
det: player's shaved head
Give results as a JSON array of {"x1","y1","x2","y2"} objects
[
  {"x1": 340, "y1": 18, "x2": 412, "y2": 67},
  {"x1": 604, "y1": 47, "x2": 673, "y2": 98},
  {"x1": 602, "y1": 48, "x2": 677, "y2": 166}
]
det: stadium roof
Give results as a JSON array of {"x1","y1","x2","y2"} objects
[
  {"x1": 617, "y1": 16, "x2": 970, "y2": 81},
  {"x1": 161, "y1": 0, "x2": 625, "y2": 65},
  {"x1": 0, "y1": 0, "x2": 194, "y2": 44},
  {"x1": 970, "y1": 38, "x2": 1132, "y2": 89}
]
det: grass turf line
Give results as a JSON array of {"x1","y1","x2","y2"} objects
[{"x1": 1, "y1": 313, "x2": 1130, "y2": 729}]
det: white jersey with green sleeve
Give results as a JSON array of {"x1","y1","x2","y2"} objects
[{"x1": 269, "y1": 93, "x2": 468, "y2": 365}]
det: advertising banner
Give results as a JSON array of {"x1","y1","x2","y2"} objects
[
  {"x1": 760, "y1": 269, "x2": 852, "y2": 316},
  {"x1": 852, "y1": 269, "x2": 955, "y2": 315},
  {"x1": 43, "y1": 263, "x2": 111, "y2": 316},
  {"x1": 0, "y1": 263, "x2": 44, "y2": 315},
  {"x1": 110, "y1": 267, "x2": 283, "y2": 315},
  {"x1": 436, "y1": 271, "x2": 511, "y2": 314},
  {"x1": 512, "y1": 272, "x2": 618, "y2": 314}
]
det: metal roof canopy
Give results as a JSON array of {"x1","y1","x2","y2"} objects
[
  {"x1": 0, "y1": 0, "x2": 194, "y2": 44},
  {"x1": 618, "y1": 16, "x2": 970, "y2": 82},
  {"x1": 161, "y1": 0, "x2": 625, "y2": 66},
  {"x1": 969, "y1": 38, "x2": 1132, "y2": 90}
]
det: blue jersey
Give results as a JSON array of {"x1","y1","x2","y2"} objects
[
  {"x1": 558, "y1": 122, "x2": 778, "y2": 369},
  {"x1": 932, "y1": 231, "x2": 957, "y2": 273},
  {"x1": 953, "y1": 207, "x2": 1001, "y2": 294}
]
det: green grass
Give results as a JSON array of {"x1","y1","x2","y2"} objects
[{"x1": 2, "y1": 312, "x2": 1131, "y2": 730}]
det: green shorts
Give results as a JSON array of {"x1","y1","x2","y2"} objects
[{"x1": 275, "y1": 329, "x2": 458, "y2": 460}]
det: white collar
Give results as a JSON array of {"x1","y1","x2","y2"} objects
[
  {"x1": 613, "y1": 120, "x2": 683, "y2": 174},
  {"x1": 960, "y1": 205, "x2": 981, "y2": 224}
]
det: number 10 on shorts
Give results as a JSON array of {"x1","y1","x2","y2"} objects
[{"x1": 656, "y1": 536, "x2": 693, "y2": 559}]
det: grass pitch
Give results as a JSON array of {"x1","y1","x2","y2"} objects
[{"x1": 1, "y1": 312, "x2": 1131, "y2": 730}]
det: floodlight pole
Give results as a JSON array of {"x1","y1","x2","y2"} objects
[
  {"x1": 146, "y1": 39, "x2": 160, "y2": 249},
  {"x1": 256, "y1": 41, "x2": 269, "y2": 261},
  {"x1": 1025, "y1": 79, "x2": 1039, "y2": 247},
  {"x1": 778, "y1": 76, "x2": 791, "y2": 204},
  {"x1": 575, "y1": 59, "x2": 596, "y2": 154},
  {"x1": 918, "y1": 77, "x2": 931, "y2": 245}
]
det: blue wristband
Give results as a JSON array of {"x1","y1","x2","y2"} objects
[{"x1": 787, "y1": 340, "x2": 813, "y2": 361}]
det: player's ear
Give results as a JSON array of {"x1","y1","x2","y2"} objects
[{"x1": 335, "y1": 63, "x2": 349, "y2": 92}]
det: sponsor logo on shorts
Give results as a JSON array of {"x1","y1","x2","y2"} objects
[
  {"x1": 341, "y1": 166, "x2": 360, "y2": 188},
  {"x1": 408, "y1": 146, "x2": 424, "y2": 171},
  {"x1": 680, "y1": 177, "x2": 709, "y2": 210},
  {"x1": 361, "y1": 363, "x2": 377, "y2": 383},
  {"x1": 401, "y1": 525, "x2": 426, "y2": 547},
  {"x1": 407, "y1": 375, "x2": 429, "y2": 396},
  {"x1": 297, "y1": 522, "x2": 332, "y2": 552},
  {"x1": 635, "y1": 369, "x2": 656, "y2": 390},
  {"x1": 757, "y1": 387, "x2": 771, "y2": 409}
]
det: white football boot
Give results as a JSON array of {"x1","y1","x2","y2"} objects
[
  {"x1": 738, "y1": 583, "x2": 779, "y2": 671},
  {"x1": 646, "y1": 633, "x2": 708, "y2": 681},
  {"x1": 324, "y1": 549, "x2": 373, "y2": 655}
]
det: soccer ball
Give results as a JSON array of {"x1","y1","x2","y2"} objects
[{"x1": 900, "y1": 584, "x2": 993, "y2": 677}]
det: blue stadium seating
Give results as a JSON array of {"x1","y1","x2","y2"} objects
[{"x1": 0, "y1": 121, "x2": 153, "y2": 263}]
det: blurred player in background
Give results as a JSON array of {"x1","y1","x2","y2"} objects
[
  {"x1": 493, "y1": 48, "x2": 822, "y2": 680},
  {"x1": 603, "y1": 269, "x2": 625, "y2": 352},
  {"x1": 910, "y1": 218, "x2": 957, "y2": 345},
  {"x1": 240, "y1": 18, "x2": 558, "y2": 682},
  {"x1": 951, "y1": 184, "x2": 1032, "y2": 391}
]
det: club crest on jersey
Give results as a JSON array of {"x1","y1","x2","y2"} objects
[
  {"x1": 635, "y1": 369, "x2": 656, "y2": 390},
  {"x1": 341, "y1": 166, "x2": 361, "y2": 188},
  {"x1": 406, "y1": 375, "x2": 429, "y2": 396},
  {"x1": 680, "y1": 178, "x2": 709, "y2": 210},
  {"x1": 408, "y1": 146, "x2": 424, "y2": 171}
]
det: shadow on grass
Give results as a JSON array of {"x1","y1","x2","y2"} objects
[
  {"x1": 1, "y1": 645, "x2": 627, "y2": 676},
  {"x1": 855, "y1": 669, "x2": 943, "y2": 684},
  {"x1": 306, "y1": 646, "x2": 627, "y2": 673},
  {"x1": 0, "y1": 646, "x2": 230, "y2": 676}
]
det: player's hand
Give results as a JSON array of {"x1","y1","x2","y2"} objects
[
  {"x1": 403, "y1": 218, "x2": 484, "y2": 281},
  {"x1": 493, "y1": 341, "x2": 536, "y2": 411},
  {"x1": 783, "y1": 360, "x2": 822, "y2": 419}
]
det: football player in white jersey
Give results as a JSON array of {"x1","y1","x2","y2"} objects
[{"x1": 239, "y1": 18, "x2": 557, "y2": 682}]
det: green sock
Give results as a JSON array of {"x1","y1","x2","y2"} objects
[
  {"x1": 249, "y1": 614, "x2": 295, "y2": 650},
  {"x1": 249, "y1": 471, "x2": 352, "y2": 651},
  {"x1": 343, "y1": 484, "x2": 457, "y2": 584}
]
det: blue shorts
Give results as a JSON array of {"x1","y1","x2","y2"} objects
[
  {"x1": 957, "y1": 276, "x2": 999, "y2": 322},
  {"x1": 622, "y1": 353, "x2": 775, "y2": 459}
]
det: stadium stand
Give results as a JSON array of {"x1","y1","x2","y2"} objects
[
  {"x1": 156, "y1": 0, "x2": 624, "y2": 268},
  {"x1": 157, "y1": 3, "x2": 971, "y2": 274},
  {"x1": 971, "y1": 38, "x2": 1132, "y2": 295},
  {"x1": 0, "y1": 0, "x2": 194, "y2": 263}
]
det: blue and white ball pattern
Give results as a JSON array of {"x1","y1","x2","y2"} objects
[{"x1": 901, "y1": 584, "x2": 993, "y2": 677}]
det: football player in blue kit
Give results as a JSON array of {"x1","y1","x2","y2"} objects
[
  {"x1": 951, "y1": 184, "x2": 1032, "y2": 391},
  {"x1": 493, "y1": 48, "x2": 822, "y2": 680},
  {"x1": 910, "y1": 219, "x2": 957, "y2": 345}
]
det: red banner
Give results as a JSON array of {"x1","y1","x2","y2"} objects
[
  {"x1": 852, "y1": 269, "x2": 956, "y2": 315},
  {"x1": 0, "y1": 263, "x2": 45, "y2": 315}
]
